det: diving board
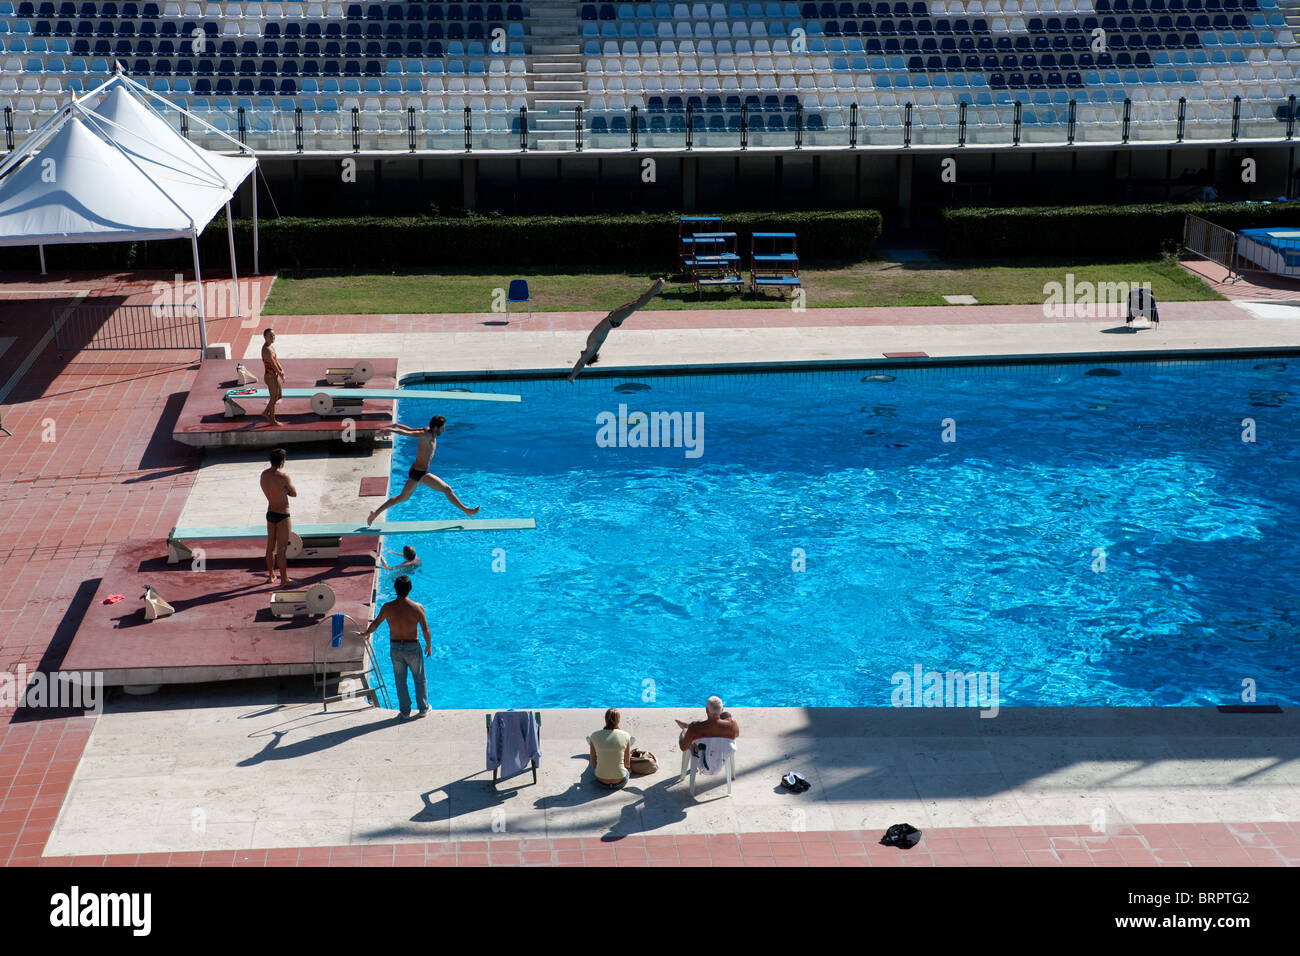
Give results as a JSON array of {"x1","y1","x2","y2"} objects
[
  {"x1": 223, "y1": 387, "x2": 522, "y2": 418},
  {"x1": 167, "y1": 517, "x2": 537, "y2": 563},
  {"x1": 224, "y1": 388, "x2": 521, "y2": 402}
]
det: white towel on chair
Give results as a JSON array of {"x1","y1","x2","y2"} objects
[{"x1": 693, "y1": 738, "x2": 736, "y2": 776}]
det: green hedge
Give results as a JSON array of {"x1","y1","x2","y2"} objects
[
  {"x1": 0, "y1": 209, "x2": 882, "y2": 272},
  {"x1": 940, "y1": 201, "x2": 1300, "y2": 259}
]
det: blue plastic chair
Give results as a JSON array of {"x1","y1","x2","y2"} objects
[{"x1": 506, "y1": 279, "x2": 530, "y2": 318}]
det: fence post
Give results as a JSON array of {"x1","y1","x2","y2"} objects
[
  {"x1": 1231, "y1": 95, "x2": 1240, "y2": 142},
  {"x1": 237, "y1": 106, "x2": 247, "y2": 149},
  {"x1": 1288, "y1": 94, "x2": 1296, "y2": 142},
  {"x1": 464, "y1": 105, "x2": 472, "y2": 152},
  {"x1": 575, "y1": 105, "x2": 583, "y2": 151},
  {"x1": 4, "y1": 106, "x2": 12, "y2": 152},
  {"x1": 1012, "y1": 100, "x2": 1021, "y2": 145},
  {"x1": 520, "y1": 105, "x2": 528, "y2": 151},
  {"x1": 1176, "y1": 96, "x2": 1185, "y2": 143},
  {"x1": 958, "y1": 100, "x2": 967, "y2": 147},
  {"x1": 295, "y1": 105, "x2": 304, "y2": 153},
  {"x1": 408, "y1": 106, "x2": 416, "y2": 152},
  {"x1": 849, "y1": 102, "x2": 858, "y2": 148},
  {"x1": 740, "y1": 103, "x2": 748, "y2": 149},
  {"x1": 686, "y1": 103, "x2": 693, "y2": 150},
  {"x1": 351, "y1": 106, "x2": 360, "y2": 152},
  {"x1": 795, "y1": 101, "x2": 803, "y2": 148},
  {"x1": 903, "y1": 102, "x2": 912, "y2": 147},
  {"x1": 1122, "y1": 98, "x2": 1131, "y2": 144},
  {"x1": 179, "y1": 108, "x2": 189, "y2": 141},
  {"x1": 630, "y1": 104, "x2": 638, "y2": 150},
  {"x1": 1067, "y1": 98, "x2": 1076, "y2": 145}
]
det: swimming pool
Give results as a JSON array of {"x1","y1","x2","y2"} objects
[{"x1": 370, "y1": 357, "x2": 1300, "y2": 709}]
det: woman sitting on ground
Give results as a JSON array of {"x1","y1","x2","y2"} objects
[
  {"x1": 378, "y1": 545, "x2": 420, "y2": 571},
  {"x1": 589, "y1": 708, "x2": 632, "y2": 789}
]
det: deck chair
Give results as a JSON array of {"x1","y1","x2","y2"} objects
[
  {"x1": 1126, "y1": 287, "x2": 1159, "y2": 329},
  {"x1": 485, "y1": 710, "x2": 542, "y2": 789},
  {"x1": 505, "y1": 278, "x2": 531, "y2": 319},
  {"x1": 678, "y1": 736, "x2": 736, "y2": 797}
]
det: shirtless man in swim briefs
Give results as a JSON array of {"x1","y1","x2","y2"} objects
[
  {"x1": 366, "y1": 415, "x2": 480, "y2": 526},
  {"x1": 260, "y1": 446, "x2": 297, "y2": 586},
  {"x1": 567, "y1": 277, "x2": 665, "y2": 382},
  {"x1": 261, "y1": 328, "x2": 285, "y2": 426}
]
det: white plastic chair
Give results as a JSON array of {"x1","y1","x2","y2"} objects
[{"x1": 678, "y1": 737, "x2": 736, "y2": 797}]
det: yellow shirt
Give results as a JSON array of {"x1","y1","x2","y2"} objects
[{"x1": 591, "y1": 728, "x2": 631, "y2": 780}]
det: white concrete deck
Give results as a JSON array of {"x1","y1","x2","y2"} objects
[
  {"x1": 175, "y1": 445, "x2": 393, "y2": 530},
  {"x1": 45, "y1": 687, "x2": 1300, "y2": 856}
]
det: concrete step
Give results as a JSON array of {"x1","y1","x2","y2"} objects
[
  {"x1": 532, "y1": 42, "x2": 582, "y2": 55},
  {"x1": 533, "y1": 80, "x2": 585, "y2": 92},
  {"x1": 533, "y1": 61, "x2": 583, "y2": 73}
]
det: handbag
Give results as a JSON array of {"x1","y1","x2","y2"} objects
[{"x1": 630, "y1": 748, "x2": 659, "y2": 775}]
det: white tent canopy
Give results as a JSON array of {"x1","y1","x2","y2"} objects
[{"x1": 0, "y1": 72, "x2": 260, "y2": 352}]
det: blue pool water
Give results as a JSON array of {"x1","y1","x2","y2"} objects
[{"x1": 370, "y1": 359, "x2": 1300, "y2": 709}]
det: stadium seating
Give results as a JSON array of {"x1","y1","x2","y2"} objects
[{"x1": 0, "y1": 0, "x2": 1295, "y2": 148}]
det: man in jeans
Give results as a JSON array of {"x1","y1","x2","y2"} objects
[{"x1": 363, "y1": 574, "x2": 431, "y2": 720}]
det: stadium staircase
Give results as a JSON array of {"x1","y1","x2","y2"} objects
[
  {"x1": 1280, "y1": 0, "x2": 1300, "y2": 30},
  {"x1": 525, "y1": 1, "x2": 586, "y2": 147}
]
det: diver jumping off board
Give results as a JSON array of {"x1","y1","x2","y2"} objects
[
  {"x1": 567, "y1": 277, "x2": 666, "y2": 382},
  {"x1": 367, "y1": 415, "x2": 481, "y2": 526}
]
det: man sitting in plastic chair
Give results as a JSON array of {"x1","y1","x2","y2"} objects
[{"x1": 676, "y1": 695, "x2": 739, "y2": 797}]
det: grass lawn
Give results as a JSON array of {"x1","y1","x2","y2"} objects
[{"x1": 261, "y1": 256, "x2": 1221, "y2": 315}]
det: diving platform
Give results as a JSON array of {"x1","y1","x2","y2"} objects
[
  {"x1": 173, "y1": 358, "x2": 402, "y2": 449},
  {"x1": 60, "y1": 538, "x2": 377, "y2": 689}
]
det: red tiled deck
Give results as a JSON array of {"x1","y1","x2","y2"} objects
[
  {"x1": 1, "y1": 268, "x2": 1295, "y2": 868},
  {"x1": 18, "y1": 823, "x2": 1300, "y2": 868},
  {"x1": 1180, "y1": 256, "x2": 1300, "y2": 301}
]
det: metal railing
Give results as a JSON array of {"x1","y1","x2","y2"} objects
[
  {"x1": 7, "y1": 97, "x2": 1296, "y2": 155},
  {"x1": 53, "y1": 302, "x2": 203, "y2": 355},
  {"x1": 312, "y1": 613, "x2": 393, "y2": 712}
]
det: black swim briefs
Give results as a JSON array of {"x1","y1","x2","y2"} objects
[
  {"x1": 408, "y1": 466, "x2": 428, "y2": 483},
  {"x1": 266, "y1": 510, "x2": 290, "y2": 524}
]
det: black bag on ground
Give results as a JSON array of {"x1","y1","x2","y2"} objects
[{"x1": 880, "y1": 823, "x2": 923, "y2": 849}]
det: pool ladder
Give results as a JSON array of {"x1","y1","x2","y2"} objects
[{"x1": 312, "y1": 615, "x2": 393, "y2": 712}]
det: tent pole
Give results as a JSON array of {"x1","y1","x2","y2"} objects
[
  {"x1": 251, "y1": 169, "x2": 260, "y2": 275},
  {"x1": 225, "y1": 201, "x2": 241, "y2": 317},
  {"x1": 192, "y1": 231, "x2": 209, "y2": 357},
  {"x1": 38, "y1": 245, "x2": 47, "y2": 276}
]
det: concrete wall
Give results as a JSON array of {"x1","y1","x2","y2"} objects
[{"x1": 234, "y1": 142, "x2": 1300, "y2": 219}]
